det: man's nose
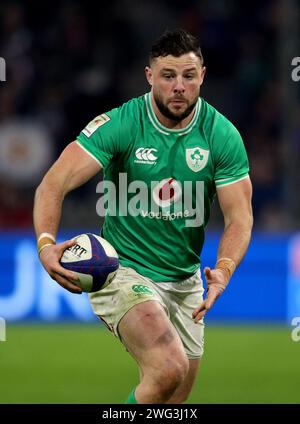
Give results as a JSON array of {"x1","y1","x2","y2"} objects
[{"x1": 173, "y1": 77, "x2": 185, "y2": 93}]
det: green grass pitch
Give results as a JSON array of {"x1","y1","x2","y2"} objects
[{"x1": 0, "y1": 324, "x2": 299, "y2": 404}]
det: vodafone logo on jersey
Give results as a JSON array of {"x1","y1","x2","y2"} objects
[
  {"x1": 96, "y1": 172, "x2": 205, "y2": 227},
  {"x1": 152, "y1": 178, "x2": 182, "y2": 208},
  {"x1": 134, "y1": 147, "x2": 158, "y2": 164}
]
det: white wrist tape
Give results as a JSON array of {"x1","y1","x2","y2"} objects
[{"x1": 37, "y1": 232, "x2": 56, "y2": 243}]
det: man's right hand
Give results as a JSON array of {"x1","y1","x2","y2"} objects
[{"x1": 39, "y1": 239, "x2": 82, "y2": 294}]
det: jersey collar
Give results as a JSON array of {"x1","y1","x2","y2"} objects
[{"x1": 145, "y1": 92, "x2": 201, "y2": 136}]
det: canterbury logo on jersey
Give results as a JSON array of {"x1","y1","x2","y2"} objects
[{"x1": 134, "y1": 147, "x2": 158, "y2": 164}]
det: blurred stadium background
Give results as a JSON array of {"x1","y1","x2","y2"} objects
[{"x1": 0, "y1": 0, "x2": 300, "y2": 404}]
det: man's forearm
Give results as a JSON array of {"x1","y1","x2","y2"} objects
[
  {"x1": 33, "y1": 180, "x2": 64, "y2": 239},
  {"x1": 217, "y1": 219, "x2": 253, "y2": 268}
]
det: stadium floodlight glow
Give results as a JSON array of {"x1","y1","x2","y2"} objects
[
  {"x1": 0, "y1": 317, "x2": 6, "y2": 341},
  {"x1": 0, "y1": 57, "x2": 6, "y2": 82}
]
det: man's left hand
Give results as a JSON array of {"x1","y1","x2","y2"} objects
[{"x1": 192, "y1": 267, "x2": 227, "y2": 322}]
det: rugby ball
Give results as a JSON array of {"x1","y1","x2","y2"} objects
[{"x1": 60, "y1": 233, "x2": 119, "y2": 292}]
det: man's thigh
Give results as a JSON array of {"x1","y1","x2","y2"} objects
[
  {"x1": 118, "y1": 300, "x2": 187, "y2": 369},
  {"x1": 88, "y1": 266, "x2": 167, "y2": 337}
]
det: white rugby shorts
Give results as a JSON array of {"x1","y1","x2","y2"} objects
[{"x1": 88, "y1": 265, "x2": 205, "y2": 359}]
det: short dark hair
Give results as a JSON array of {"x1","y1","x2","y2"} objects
[{"x1": 149, "y1": 29, "x2": 204, "y2": 65}]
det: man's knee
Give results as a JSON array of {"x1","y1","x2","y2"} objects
[
  {"x1": 149, "y1": 355, "x2": 189, "y2": 400},
  {"x1": 119, "y1": 301, "x2": 190, "y2": 402}
]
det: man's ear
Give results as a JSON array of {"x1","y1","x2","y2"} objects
[
  {"x1": 145, "y1": 66, "x2": 153, "y2": 86},
  {"x1": 200, "y1": 66, "x2": 206, "y2": 86}
]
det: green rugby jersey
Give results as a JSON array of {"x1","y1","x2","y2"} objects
[{"x1": 76, "y1": 93, "x2": 249, "y2": 282}]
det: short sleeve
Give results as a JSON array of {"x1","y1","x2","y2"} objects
[
  {"x1": 214, "y1": 125, "x2": 249, "y2": 188},
  {"x1": 76, "y1": 108, "x2": 120, "y2": 168}
]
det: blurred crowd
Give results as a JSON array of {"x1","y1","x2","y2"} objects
[{"x1": 0, "y1": 0, "x2": 299, "y2": 231}]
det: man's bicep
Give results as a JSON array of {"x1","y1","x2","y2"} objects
[
  {"x1": 46, "y1": 141, "x2": 102, "y2": 194},
  {"x1": 216, "y1": 177, "x2": 253, "y2": 226}
]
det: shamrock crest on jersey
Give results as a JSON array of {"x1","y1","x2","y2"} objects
[{"x1": 186, "y1": 147, "x2": 209, "y2": 172}]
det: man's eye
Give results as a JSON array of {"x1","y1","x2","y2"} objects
[
  {"x1": 164, "y1": 74, "x2": 173, "y2": 79},
  {"x1": 185, "y1": 75, "x2": 194, "y2": 79}
]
